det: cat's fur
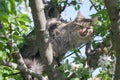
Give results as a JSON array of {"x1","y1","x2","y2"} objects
[
  {"x1": 48, "y1": 12, "x2": 96, "y2": 60},
  {"x1": 21, "y1": 11, "x2": 97, "y2": 78}
]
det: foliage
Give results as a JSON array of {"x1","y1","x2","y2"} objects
[
  {"x1": 0, "y1": 0, "x2": 31, "y2": 79},
  {"x1": 0, "y1": 0, "x2": 119, "y2": 80},
  {"x1": 0, "y1": 66, "x2": 22, "y2": 80},
  {"x1": 58, "y1": 49, "x2": 90, "y2": 80}
]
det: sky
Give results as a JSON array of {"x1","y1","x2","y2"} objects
[{"x1": 61, "y1": 0, "x2": 96, "y2": 21}]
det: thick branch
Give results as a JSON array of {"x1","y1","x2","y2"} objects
[
  {"x1": 29, "y1": 0, "x2": 53, "y2": 67},
  {"x1": 29, "y1": 0, "x2": 66, "y2": 80},
  {"x1": 103, "y1": 0, "x2": 120, "y2": 80}
]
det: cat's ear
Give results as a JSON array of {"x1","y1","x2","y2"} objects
[{"x1": 75, "y1": 11, "x2": 85, "y2": 21}]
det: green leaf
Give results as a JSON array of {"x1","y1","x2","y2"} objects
[
  {"x1": 79, "y1": 63, "x2": 83, "y2": 68},
  {"x1": 0, "y1": 1, "x2": 7, "y2": 11},
  {"x1": 8, "y1": 14, "x2": 16, "y2": 23},
  {"x1": 63, "y1": 1, "x2": 67, "y2": 4},
  {"x1": 0, "y1": 51, "x2": 7, "y2": 60},
  {"x1": 5, "y1": 0, "x2": 11, "y2": 13},
  {"x1": 75, "y1": 6, "x2": 77, "y2": 10},
  {"x1": 90, "y1": 5, "x2": 93, "y2": 11},
  {"x1": 5, "y1": 48, "x2": 10, "y2": 53},
  {"x1": 15, "y1": 0, "x2": 22, "y2": 2},
  {"x1": 4, "y1": 0, "x2": 16, "y2": 14},
  {"x1": 10, "y1": 0, "x2": 16, "y2": 14},
  {"x1": 71, "y1": 77, "x2": 79, "y2": 80},
  {"x1": 0, "y1": 11, "x2": 8, "y2": 18},
  {"x1": 77, "y1": 5, "x2": 80, "y2": 10},
  {"x1": 2, "y1": 73, "x2": 8, "y2": 77},
  {"x1": 17, "y1": 14, "x2": 31, "y2": 23},
  {"x1": 71, "y1": 1, "x2": 77, "y2": 5},
  {"x1": 0, "y1": 43, "x2": 5, "y2": 50},
  {"x1": 21, "y1": 25, "x2": 28, "y2": 31}
]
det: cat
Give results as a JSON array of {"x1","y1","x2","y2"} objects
[
  {"x1": 48, "y1": 12, "x2": 97, "y2": 61},
  {"x1": 21, "y1": 11, "x2": 97, "y2": 79}
]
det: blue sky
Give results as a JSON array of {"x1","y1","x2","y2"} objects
[{"x1": 61, "y1": 0, "x2": 96, "y2": 20}]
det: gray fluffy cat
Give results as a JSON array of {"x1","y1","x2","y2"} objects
[
  {"x1": 21, "y1": 11, "x2": 97, "y2": 77},
  {"x1": 48, "y1": 12, "x2": 97, "y2": 60}
]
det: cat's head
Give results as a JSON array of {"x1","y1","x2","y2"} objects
[{"x1": 73, "y1": 11, "x2": 98, "y2": 38}]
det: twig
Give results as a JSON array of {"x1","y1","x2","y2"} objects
[
  {"x1": 89, "y1": 0, "x2": 99, "y2": 12},
  {"x1": 63, "y1": 43, "x2": 86, "y2": 59},
  {"x1": 61, "y1": 0, "x2": 69, "y2": 13}
]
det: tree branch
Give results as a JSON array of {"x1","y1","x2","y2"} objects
[
  {"x1": 103, "y1": 0, "x2": 120, "y2": 79},
  {"x1": 29, "y1": 0, "x2": 66, "y2": 80},
  {"x1": 10, "y1": 41, "x2": 33, "y2": 80},
  {"x1": 0, "y1": 60, "x2": 42, "y2": 80},
  {"x1": 4, "y1": 23, "x2": 32, "y2": 80}
]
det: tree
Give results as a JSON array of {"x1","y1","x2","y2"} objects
[
  {"x1": 103, "y1": 0, "x2": 120, "y2": 79},
  {"x1": 0, "y1": 0, "x2": 120, "y2": 80}
]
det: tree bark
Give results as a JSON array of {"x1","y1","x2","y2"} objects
[
  {"x1": 103, "y1": 0, "x2": 120, "y2": 80},
  {"x1": 29, "y1": 0, "x2": 66, "y2": 80}
]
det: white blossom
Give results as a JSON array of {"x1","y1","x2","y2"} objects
[
  {"x1": 71, "y1": 62, "x2": 83, "y2": 70},
  {"x1": 98, "y1": 55, "x2": 113, "y2": 68}
]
